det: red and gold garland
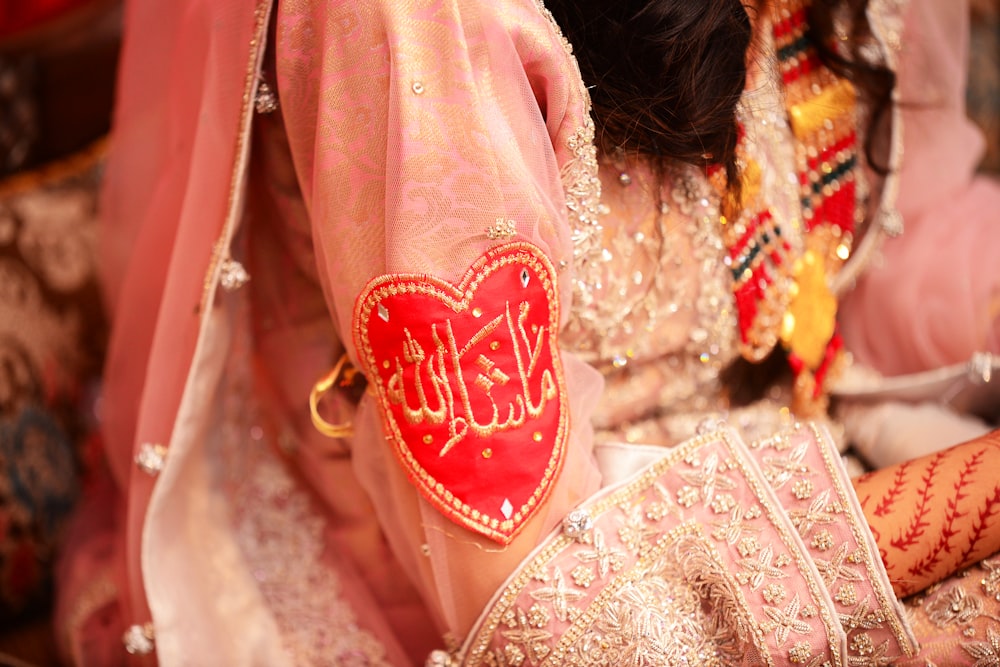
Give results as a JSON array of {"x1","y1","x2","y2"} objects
[{"x1": 723, "y1": 0, "x2": 862, "y2": 415}]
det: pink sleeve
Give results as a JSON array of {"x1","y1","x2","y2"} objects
[{"x1": 274, "y1": 0, "x2": 604, "y2": 637}]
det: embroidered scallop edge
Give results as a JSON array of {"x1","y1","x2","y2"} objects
[
  {"x1": 805, "y1": 422, "x2": 920, "y2": 656},
  {"x1": 352, "y1": 242, "x2": 569, "y2": 544},
  {"x1": 749, "y1": 422, "x2": 919, "y2": 662}
]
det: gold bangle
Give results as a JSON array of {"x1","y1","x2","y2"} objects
[{"x1": 309, "y1": 354, "x2": 355, "y2": 438}]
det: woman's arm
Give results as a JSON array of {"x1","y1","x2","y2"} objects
[
  {"x1": 854, "y1": 428, "x2": 1000, "y2": 597},
  {"x1": 274, "y1": 0, "x2": 604, "y2": 637}
]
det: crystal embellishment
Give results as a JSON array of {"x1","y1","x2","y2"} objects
[
  {"x1": 122, "y1": 623, "x2": 155, "y2": 655},
  {"x1": 969, "y1": 352, "x2": 995, "y2": 385},
  {"x1": 219, "y1": 259, "x2": 250, "y2": 292},
  {"x1": 425, "y1": 649, "x2": 454, "y2": 667},
  {"x1": 696, "y1": 417, "x2": 727, "y2": 435},
  {"x1": 501, "y1": 498, "x2": 514, "y2": 520},
  {"x1": 254, "y1": 80, "x2": 279, "y2": 114},
  {"x1": 135, "y1": 443, "x2": 168, "y2": 476},
  {"x1": 377, "y1": 303, "x2": 390, "y2": 322},
  {"x1": 520, "y1": 268, "x2": 530, "y2": 288},
  {"x1": 879, "y1": 208, "x2": 904, "y2": 237},
  {"x1": 562, "y1": 508, "x2": 594, "y2": 542}
]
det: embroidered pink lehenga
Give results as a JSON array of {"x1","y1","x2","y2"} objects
[{"x1": 55, "y1": 0, "x2": 1000, "y2": 665}]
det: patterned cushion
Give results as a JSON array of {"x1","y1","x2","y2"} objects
[{"x1": 0, "y1": 147, "x2": 106, "y2": 621}]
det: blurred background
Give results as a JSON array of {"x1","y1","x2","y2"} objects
[
  {"x1": 971, "y1": 0, "x2": 1000, "y2": 172},
  {"x1": 0, "y1": 1, "x2": 119, "y2": 665}
]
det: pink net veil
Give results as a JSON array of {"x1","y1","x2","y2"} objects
[{"x1": 274, "y1": 0, "x2": 605, "y2": 639}]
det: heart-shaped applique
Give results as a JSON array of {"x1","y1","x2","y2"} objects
[{"x1": 353, "y1": 243, "x2": 568, "y2": 544}]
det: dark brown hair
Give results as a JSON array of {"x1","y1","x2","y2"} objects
[
  {"x1": 546, "y1": 1, "x2": 751, "y2": 188},
  {"x1": 546, "y1": 0, "x2": 896, "y2": 181}
]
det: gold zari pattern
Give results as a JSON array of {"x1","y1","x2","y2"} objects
[
  {"x1": 458, "y1": 427, "x2": 916, "y2": 667},
  {"x1": 900, "y1": 556, "x2": 1000, "y2": 666}
]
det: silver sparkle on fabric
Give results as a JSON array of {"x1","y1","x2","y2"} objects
[
  {"x1": 219, "y1": 258, "x2": 251, "y2": 292},
  {"x1": 562, "y1": 508, "x2": 594, "y2": 542},
  {"x1": 122, "y1": 623, "x2": 155, "y2": 655},
  {"x1": 135, "y1": 443, "x2": 167, "y2": 476},
  {"x1": 486, "y1": 218, "x2": 517, "y2": 240},
  {"x1": 969, "y1": 352, "x2": 996, "y2": 385},
  {"x1": 501, "y1": 498, "x2": 514, "y2": 520},
  {"x1": 696, "y1": 417, "x2": 727, "y2": 435},
  {"x1": 254, "y1": 81, "x2": 279, "y2": 114},
  {"x1": 425, "y1": 649, "x2": 455, "y2": 667},
  {"x1": 878, "y1": 208, "x2": 904, "y2": 237}
]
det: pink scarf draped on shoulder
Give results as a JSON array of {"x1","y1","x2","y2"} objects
[{"x1": 840, "y1": 0, "x2": 1000, "y2": 375}]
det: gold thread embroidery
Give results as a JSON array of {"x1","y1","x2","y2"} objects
[
  {"x1": 460, "y1": 430, "x2": 846, "y2": 667},
  {"x1": 753, "y1": 422, "x2": 918, "y2": 662},
  {"x1": 486, "y1": 218, "x2": 517, "y2": 241}
]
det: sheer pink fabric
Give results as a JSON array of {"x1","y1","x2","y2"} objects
[
  {"x1": 56, "y1": 0, "x2": 252, "y2": 660},
  {"x1": 840, "y1": 0, "x2": 1000, "y2": 376},
  {"x1": 54, "y1": 0, "x2": 999, "y2": 664},
  {"x1": 274, "y1": 0, "x2": 604, "y2": 636},
  {"x1": 58, "y1": 0, "x2": 604, "y2": 663}
]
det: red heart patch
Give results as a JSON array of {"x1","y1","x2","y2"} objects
[{"x1": 353, "y1": 243, "x2": 568, "y2": 544}]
